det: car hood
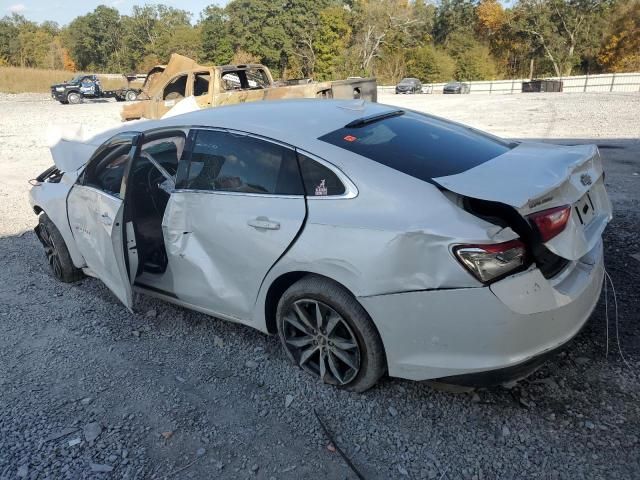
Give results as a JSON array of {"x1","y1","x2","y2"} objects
[
  {"x1": 51, "y1": 82, "x2": 77, "y2": 88},
  {"x1": 47, "y1": 124, "x2": 120, "y2": 172}
]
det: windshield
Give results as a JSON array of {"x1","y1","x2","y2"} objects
[
  {"x1": 69, "y1": 75, "x2": 85, "y2": 84},
  {"x1": 399, "y1": 79, "x2": 415, "y2": 85},
  {"x1": 319, "y1": 110, "x2": 514, "y2": 180}
]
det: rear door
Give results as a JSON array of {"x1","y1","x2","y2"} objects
[
  {"x1": 162, "y1": 128, "x2": 306, "y2": 320},
  {"x1": 67, "y1": 132, "x2": 142, "y2": 308}
]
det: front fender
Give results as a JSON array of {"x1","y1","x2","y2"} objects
[{"x1": 29, "y1": 177, "x2": 85, "y2": 268}]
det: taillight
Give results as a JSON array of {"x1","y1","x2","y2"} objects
[
  {"x1": 527, "y1": 205, "x2": 571, "y2": 242},
  {"x1": 453, "y1": 239, "x2": 527, "y2": 283}
]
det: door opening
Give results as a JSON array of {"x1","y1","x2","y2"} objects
[{"x1": 125, "y1": 133, "x2": 185, "y2": 276}]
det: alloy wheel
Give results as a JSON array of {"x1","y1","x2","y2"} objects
[
  {"x1": 282, "y1": 299, "x2": 361, "y2": 385},
  {"x1": 39, "y1": 224, "x2": 63, "y2": 279}
]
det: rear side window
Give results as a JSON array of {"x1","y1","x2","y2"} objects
[
  {"x1": 182, "y1": 130, "x2": 303, "y2": 195},
  {"x1": 318, "y1": 111, "x2": 513, "y2": 181},
  {"x1": 298, "y1": 154, "x2": 346, "y2": 196}
]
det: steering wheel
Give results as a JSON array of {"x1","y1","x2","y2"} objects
[{"x1": 144, "y1": 153, "x2": 172, "y2": 216}]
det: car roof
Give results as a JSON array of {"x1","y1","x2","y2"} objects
[{"x1": 120, "y1": 99, "x2": 400, "y2": 147}]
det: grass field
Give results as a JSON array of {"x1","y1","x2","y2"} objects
[{"x1": 0, "y1": 66, "x2": 130, "y2": 93}]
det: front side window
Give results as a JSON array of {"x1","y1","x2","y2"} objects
[
  {"x1": 83, "y1": 145, "x2": 131, "y2": 197},
  {"x1": 163, "y1": 74, "x2": 187, "y2": 100},
  {"x1": 141, "y1": 135, "x2": 185, "y2": 177},
  {"x1": 182, "y1": 130, "x2": 303, "y2": 195}
]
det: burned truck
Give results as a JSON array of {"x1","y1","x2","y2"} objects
[{"x1": 122, "y1": 54, "x2": 377, "y2": 120}]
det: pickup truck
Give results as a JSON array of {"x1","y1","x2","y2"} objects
[
  {"x1": 122, "y1": 54, "x2": 377, "y2": 120},
  {"x1": 51, "y1": 74, "x2": 143, "y2": 105}
]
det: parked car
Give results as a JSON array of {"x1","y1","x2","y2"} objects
[
  {"x1": 30, "y1": 100, "x2": 611, "y2": 391},
  {"x1": 51, "y1": 74, "x2": 142, "y2": 105},
  {"x1": 395, "y1": 78, "x2": 422, "y2": 94},
  {"x1": 443, "y1": 81, "x2": 471, "y2": 94}
]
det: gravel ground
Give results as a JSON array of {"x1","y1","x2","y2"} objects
[{"x1": 0, "y1": 92, "x2": 639, "y2": 480}]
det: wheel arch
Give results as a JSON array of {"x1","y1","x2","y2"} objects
[
  {"x1": 29, "y1": 190, "x2": 86, "y2": 269},
  {"x1": 262, "y1": 271, "x2": 387, "y2": 364}
]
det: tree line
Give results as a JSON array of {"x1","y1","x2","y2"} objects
[{"x1": 0, "y1": 0, "x2": 638, "y2": 84}]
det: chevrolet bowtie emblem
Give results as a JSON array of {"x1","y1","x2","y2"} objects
[{"x1": 580, "y1": 173, "x2": 593, "y2": 186}]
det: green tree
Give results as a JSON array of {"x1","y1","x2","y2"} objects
[
  {"x1": 433, "y1": 0, "x2": 476, "y2": 46},
  {"x1": 155, "y1": 25, "x2": 202, "y2": 61},
  {"x1": 64, "y1": 6, "x2": 124, "y2": 70},
  {"x1": 225, "y1": 0, "x2": 290, "y2": 75},
  {"x1": 513, "y1": 0, "x2": 613, "y2": 77},
  {"x1": 407, "y1": 44, "x2": 456, "y2": 82},
  {"x1": 123, "y1": 5, "x2": 192, "y2": 70},
  {"x1": 312, "y1": 6, "x2": 352, "y2": 79},
  {"x1": 199, "y1": 6, "x2": 234, "y2": 64}
]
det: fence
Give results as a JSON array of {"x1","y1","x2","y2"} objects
[{"x1": 378, "y1": 72, "x2": 640, "y2": 95}]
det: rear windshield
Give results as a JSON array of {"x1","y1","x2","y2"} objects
[{"x1": 318, "y1": 111, "x2": 513, "y2": 180}]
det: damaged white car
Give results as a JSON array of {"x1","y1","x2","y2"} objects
[{"x1": 30, "y1": 100, "x2": 612, "y2": 391}]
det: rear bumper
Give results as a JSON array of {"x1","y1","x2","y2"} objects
[{"x1": 359, "y1": 241, "x2": 604, "y2": 382}]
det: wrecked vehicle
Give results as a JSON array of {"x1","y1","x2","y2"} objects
[
  {"x1": 30, "y1": 100, "x2": 611, "y2": 391},
  {"x1": 121, "y1": 54, "x2": 377, "y2": 121}
]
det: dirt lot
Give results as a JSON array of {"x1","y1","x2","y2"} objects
[{"x1": 1, "y1": 92, "x2": 639, "y2": 479}]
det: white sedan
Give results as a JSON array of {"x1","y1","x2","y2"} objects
[{"x1": 29, "y1": 100, "x2": 612, "y2": 391}]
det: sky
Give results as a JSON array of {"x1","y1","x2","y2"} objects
[
  {"x1": 1, "y1": 0, "x2": 227, "y2": 25},
  {"x1": 2, "y1": 0, "x2": 515, "y2": 26}
]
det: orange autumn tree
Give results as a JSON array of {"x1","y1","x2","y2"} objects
[
  {"x1": 476, "y1": 0, "x2": 507, "y2": 37},
  {"x1": 598, "y1": 0, "x2": 640, "y2": 72},
  {"x1": 62, "y1": 48, "x2": 76, "y2": 72}
]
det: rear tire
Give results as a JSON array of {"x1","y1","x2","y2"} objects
[
  {"x1": 125, "y1": 90, "x2": 138, "y2": 101},
  {"x1": 66, "y1": 92, "x2": 81, "y2": 104},
  {"x1": 276, "y1": 275, "x2": 386, "y2": 392},
  {"x1": 36, "y1": 214, "x2": 84, "y2": 283}
]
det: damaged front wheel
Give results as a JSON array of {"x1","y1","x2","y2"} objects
[{"x1": 35, "y1": 214, "x2": 84, "y2": 283}]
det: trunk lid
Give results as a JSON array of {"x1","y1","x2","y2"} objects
[{"x1": 433, "y1": 142, "x2": 612, "y2": 261}]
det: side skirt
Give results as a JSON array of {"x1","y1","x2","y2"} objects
[{"x1": 133, "y1": 283, "x2": 264, "y2": 331}]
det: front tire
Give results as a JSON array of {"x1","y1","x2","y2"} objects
[
  {"x1": 35, "y1": 214, "x2": 84, "y2": 283},
  {"x1": 276, "y1": 275, "x2": 386, "y2": 392},
  {"x1": 66, "y1": 92, "x2": 81, "y2": 104},
  {"x1": 125, "y1": 90, "x2": 138, "y2": 101}
]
